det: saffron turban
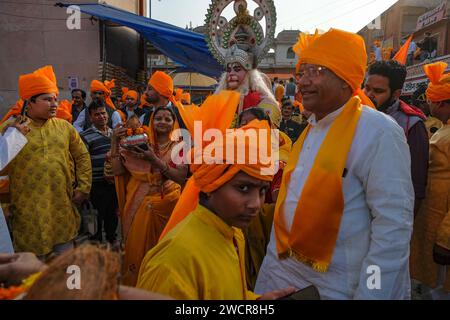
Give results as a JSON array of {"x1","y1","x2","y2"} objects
[
  {"x1": 90, "y1": 79, "x2": 116, "y2": 110},
  {"x1": 121, "y1": 87, "x2": 139, "y2": 103},
  {"x1": 148, "y1": 71, "x2": 176, "y2": 104},
  {"x1": 424, "y1": 61, "x2": 450, "y2": 102},
  {"x1": 294, "y1": 29, "x2": 374, "y2": 108},
  {"x1": 18, "y1": 65, "x2": 59, "y2": 101},
  {"x1": 190, "y1": 119, "x2": 275, "y2": 193}
]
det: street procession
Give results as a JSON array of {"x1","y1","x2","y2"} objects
[{"x1": 0, "y1": 0, "x2": 450, "y2": 305}]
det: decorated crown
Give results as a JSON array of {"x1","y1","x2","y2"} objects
[{"x1": 205, "y1": 0, "x2": 276, "y2": 70}]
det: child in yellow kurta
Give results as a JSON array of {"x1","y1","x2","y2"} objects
[{"x1": 137, "y1": 120, "x2": 295, "y2": 300}]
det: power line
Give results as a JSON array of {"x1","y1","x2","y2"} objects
[
  {"x1": 298, "y1": 0, "x2": 364, "y2": 28},
  {"x1": 315, "y1": 0, "x2": 376, "y2": 28}
]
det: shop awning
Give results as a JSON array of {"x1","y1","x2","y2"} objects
[{"x1": 57, "y1": 3, "x2": 223, "y2": 77}]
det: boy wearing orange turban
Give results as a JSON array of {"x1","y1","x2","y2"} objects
[
  {"x1": 0, "y1": 66, "x2": 92, "y2": 257},
  {"x1": 256, "y1": 29, "x2": 414, "y2": 299},
  {"x1": 410, "y1": 62, "x2": 450, "y2": 296},
  {"x1": 137, "y1": 119, "x2": 295, "y2": 300}
]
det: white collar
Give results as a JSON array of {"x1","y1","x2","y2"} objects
[{"x1": 308, "y1": 105, "x2": 345, "y2": 127}]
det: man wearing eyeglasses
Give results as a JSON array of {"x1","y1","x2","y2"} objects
[{"x1": 256, "y1": 29, "x2": 414, "y2": 300}]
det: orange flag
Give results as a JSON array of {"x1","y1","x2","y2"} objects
[{"x1": 393, "y1": 35, "x2": 413, "y2": 65}]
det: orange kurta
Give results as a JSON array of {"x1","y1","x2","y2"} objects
[{"x1": 410, "y1": 123, "x2": 450, "y2": 292}]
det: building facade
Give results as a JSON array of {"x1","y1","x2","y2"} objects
[{"x1": 0, "y1": 0, "x2": 145, "y2": 117}]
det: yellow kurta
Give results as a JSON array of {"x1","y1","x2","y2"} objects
[
  {"x1": 137, "y1": 205, "x2": 259, "y2": 300},
  {"x1": 411, "y1": 123, "x2": 450, "y2": 291},
  {"x1": 0, "y1": 118, "x2": 91, "y2": 256}
]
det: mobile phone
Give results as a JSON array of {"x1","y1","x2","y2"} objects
[{"x1": 276, "y1": 285, "x2": 320, "y2": 300}]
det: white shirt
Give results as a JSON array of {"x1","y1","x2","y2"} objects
[
  {"x1": 74, "y1": 108, "x2": 123, "y2": 132},
  {"x1": 0, "y1": 127, "x2": 28, "y2": 253},
  {"x1": 255, "y1": 106, "x2": 414, "y2": 299}
]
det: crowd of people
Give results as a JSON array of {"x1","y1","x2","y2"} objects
[{"x1": 0, "y1": 1, "x2": 449, "y2": 301}]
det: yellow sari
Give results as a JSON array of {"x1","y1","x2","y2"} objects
[{"x1": 116, "y1": 141, "x2": 181, "y2": 287}]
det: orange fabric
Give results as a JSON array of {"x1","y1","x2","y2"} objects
[
  {"x1": 292, "y1": 100, "x2": 304, "y2": 112},
  {"x1": 294, "y1": 28, "x2": 375, "y2": 109},
  {"x1": 140, "y1": 94, "x2": 151, "y2": 108},
  {"x1": 393, "y1": 35, "x2": 413, "y2": 65},
  {"x1": 275, "y1": 85, "x2": 285, "y2": 102},
  {"x1": 56, "y1": 99, "x2": 73, "y2": 123},
  {"x1": 121, "y1": 87, "x2": 138, "y2": 103},
  {"x1": 148, "y1": 71, "x2": 176, "y2": 104},
  {"x1": 424, "y1": 62, "x2": 450, "y2": 102},
  {"x1": 90, "y1": 79, "x2": 116, "y2": 110},
  {"x1": 0, "y1": 100, "x2": 24, "y2": 124},
  {"x1": 160, "y1": 92, "x2": 275, "y2": 240},
  {"x1": 18, "y1": 65, "x2": 58, "y2": 101},
  {"x1": 293, "y1": 30, "x2": 322, "y2": 73},
  {"x1": 174, "y1": 88, "x2": 192, "y2": 105},
  {"x1": 190, "y1": 119, "x2": 274, "y2": 193},
  {"x1": 1, "y1": 99, "x2": 73, "y2": 124},
  {"x1": 182, "y1": 92, "x2": 191, "y2": 104},
  {"x1": 117, "y1": 109, "x2": 126, "y2": 122}
]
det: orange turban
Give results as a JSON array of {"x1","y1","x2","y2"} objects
[
  {"x1": 174, "y1": 88, "x2": 192, "y2": 105},
  {"x1": 56, "y1": 99, "x2": 73, "y2": 123},
  {"x1": 148, "y1": 71, "x2": 175, "y2": 104},
  {"x1": 182, "y1": 92, "x2": 191, "y2": 104},
  {"x1": 0, "y1": 100, "x2": 24, "y2": 124},
  {"x1": 121, "y1": 87, "x2": 138, "y2": 103},
  {"x1": 294, "y1": 29, "x2": 374, "y2": 108},
  {"x1": 190, "y1": 119, "x2": 274, "y2": 193},
  {"x1": 90, "y1": 79, "x2": 116, "y2": 110},
  {"x1": 424, "y1": 61, "x2": 450, "y2": 102},
  {"x1": 18, "y1": 65, "x2": 59, "y2": 100},
  {"x1": 160, "y1": 118, "x2": 275, "y2": 239}
]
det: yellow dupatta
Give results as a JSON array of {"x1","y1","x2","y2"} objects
[{"x1": 274, "y1": 96, "x2": 362, "y2": 272}]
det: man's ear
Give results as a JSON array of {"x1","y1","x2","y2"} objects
[{"x1": 392, "y1": 89, "x2": 402, "y2": 100}]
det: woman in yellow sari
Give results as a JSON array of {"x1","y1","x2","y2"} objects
[{"x1": 110, "y1": 108, "x2": 188, "y2": 286}]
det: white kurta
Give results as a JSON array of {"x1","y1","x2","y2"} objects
[
  {"x1": 0, "y1": 127, "x2": 28, "y2": 253},
  {"x1": 255, "y1": 106, "x2": 414, "y2": 299}
]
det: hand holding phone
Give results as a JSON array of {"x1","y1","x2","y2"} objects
[{"x1": 276, "y1": 285, "x2": 320, "y2": 300}]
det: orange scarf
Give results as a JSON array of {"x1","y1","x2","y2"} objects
[{"x1": 274, "y1": 96, "x2": 362, "y2": 272}]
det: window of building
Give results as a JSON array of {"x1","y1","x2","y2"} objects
[{"x1": 286, "y1": 47, "x2": 295, "y2": 59}]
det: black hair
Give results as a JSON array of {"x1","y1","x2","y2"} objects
[
  {"x1": 88, "y1": 100, "x2": 106, "y2": 115},
  {"x1": 29, "y1": 93, "x2": 46, "y2": 103},
  {"x1": 367, "y1": 60, "x2": 407, "y2": 93},
  {"x1": 153, "y1": 106, "x2": 176, "y2": 122},
  {"x1": 289, "y1": 77, "x2": 294, "y2": 82},
  {"x1": 71, "y1": 89, "x2": 86, "y2": 100},
  {"x1": 281, "y1": 96, "x2": 292, "y2": 108},
  {"x1": 238, "y1": 107, "x2": 272, "y2": 127}
]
